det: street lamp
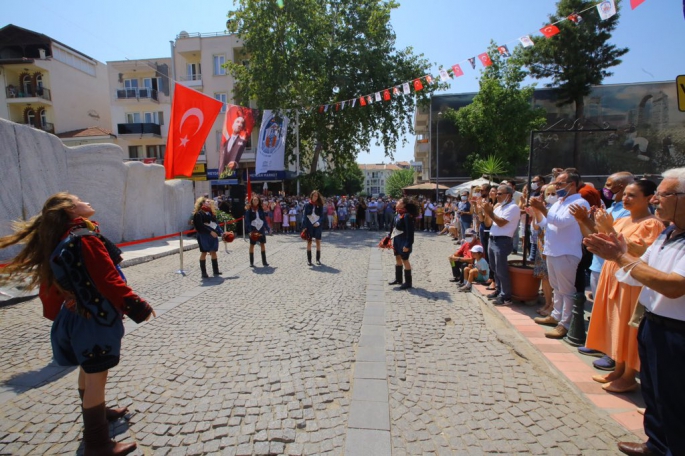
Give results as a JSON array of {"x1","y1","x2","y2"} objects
[{"x1": 436, "y1": 111, "x2": 442, "y2": 202}]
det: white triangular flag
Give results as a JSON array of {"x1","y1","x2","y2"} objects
[
  {"x1": 375, "y1": 92, "x2": 381, "y2": 102},
  {"x1": 439, "y1": 69, "x2": 450, "y2": 81},
  {"x1": 402, "y1": 82, "x2": 410, "y2": 95},
  {"x1": 351, "y1": 98, "x2": 357, "y2": 108},
  {"x1": 324, "y1": 104, "x2": 329, "y2": 112},
  {"x1": 519, "y1": 35, "x2": 534, "y2": 48},
  {"x1": 341, "y1": 101, "x2": 346, "y2": 110},
  {"x1": 596, "y1": 0, "x2": 617, "y2": 20}
]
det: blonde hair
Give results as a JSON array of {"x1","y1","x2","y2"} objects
[
  {"x1": 193, "y1": 197, "x2": 215, "y2": 215},
  {"x1": 0, "y1": 192, "x2": 77, "y2": 291}
]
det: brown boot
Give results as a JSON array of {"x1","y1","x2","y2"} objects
[
  {"x1": 533, "y1": 315, "x2": 559, "y2": 327},
  {"x1": 79, "y1": 389, "x2": 128, "y2": 422},
  {"x1": 83, "y1": 402, "x2": 137, "y2": 456},
  {"x1": 545, "y1": 325, "x2": 568, "y2": 339}
]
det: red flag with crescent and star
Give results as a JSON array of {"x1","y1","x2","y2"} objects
[
  {"x1": 630, "y1": 0, "x2": 646, "y2": 9},
  {"x1": 478, "y1": 53, "x2": 493, "y2": 67},
  {"x1": 165, "y1": 83, "x2": 223, "y2": 179},
  {"x1": 540, "y1": 24, "x2": 560, "y2": 38}
]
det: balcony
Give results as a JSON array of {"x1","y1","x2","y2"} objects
[
  {"x1": 6, "y1": 86, "x2": 52, "y2": 103},
  {"x1": 178, "y1": 74, "x2": 202, "y2": 88},
  {"x1": 21, "y1": 122, "x2": 54, "y2": 134},
  {"x1": 117, "y1": 123, "x2": 161, "y2": 137},
  {"x1": 115, "y1": 88, "x2": 159, "y2": 102}
]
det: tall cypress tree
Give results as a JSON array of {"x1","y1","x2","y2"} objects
[{"x1": 519, "y1": 0, "x2": 628, "y2": 169}]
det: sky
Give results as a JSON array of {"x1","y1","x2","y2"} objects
[{"x1": 3, "y1": 0, "x2": 682, "y2": 164}]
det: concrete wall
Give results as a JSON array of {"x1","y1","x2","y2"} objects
[{"x1": 0, "y1": 118, "x2": 195, "y2": 261}]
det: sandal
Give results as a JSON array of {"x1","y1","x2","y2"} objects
[{"x1": 486, "y1": 285, "x2": 496, "y2": 291}]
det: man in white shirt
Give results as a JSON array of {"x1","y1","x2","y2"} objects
[
  {"x1": 367, "y1": 199, "x2": 378, "y2": 231},
  {"x1": 530, "y1": 171, "x2": 590, "y2": 338},
  {"x1": 584, "y1": 167, "x2": 685, "y2": 456},
  {"x1": 423, "y1": 199, "x2": 435, "y2": 232},
  {"x1": 482, "y1": 185, "x2": 520, "y2": 306}
]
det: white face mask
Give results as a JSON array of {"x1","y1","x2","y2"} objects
[
  {"x1": 461, "y1": 196, "x2": 467, "y2": 201},
  {"x1": 546, "y1": 195, "x2": 558, "y2": 205},
  {"x1": 531, "y1": 182, "x2": 539, "y2": 191},
  {"x1": 473, "y1": 193, "x2": 481, "y2": 198},
  {"x1": 464, "y1": 236, "x2": 474, "y2": 244}
]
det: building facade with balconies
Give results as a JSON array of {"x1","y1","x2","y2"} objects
[
  {"x1": 0, "y1": 24, "x2": 111, "y2": 138},
  {"x1": 358, "y1": 163, "x2": 402, "y2": 197},
  {"x1": 107, "y1": 58, "x2": 172, "y2": 164},
  {"x1": 171, "y1": 30, "x2": 254, "y2": 196}
]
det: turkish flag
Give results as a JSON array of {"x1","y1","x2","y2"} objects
[
  {"x1": 165, "y1": 84, "x2": 222, "y2": 179},
  {"x1": 630, "y1": 0, "x2": 646, "y2": 8},
  {"x1": 478, "y1": 53, "x2": 493, "y2": 67},
  {"x1": 413, "y1": 79, "x2": 423, "y2": 91},
  {"x1": 383, "y1": 90, "x2": 391, "y2": 101},
  {"x1": 360, "y1": 96, "x2": 367, "y2": 107},
  {"x1": 452, "y1": 64, "x2": 464, "y2": 77},
  {"x1": 540, "y1": 24, "x2": 560, "y2": 38}
]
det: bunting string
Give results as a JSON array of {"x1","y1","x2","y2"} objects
[{"x1": 312, "y1": 0, "x2": 643, "y2": 115}]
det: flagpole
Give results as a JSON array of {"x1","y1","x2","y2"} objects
[{"x1": 296, "y1": 110, "x2": 300, "y2": 196}]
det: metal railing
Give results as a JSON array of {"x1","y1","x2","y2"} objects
[
  {"x1": 6, "y1": 86, "x2": 51, "y2": 101},
  {"x1": 176, "y1": 31, "x2": 231, "y2": 39},
  {"x1": 115, "y1": 88, "x2": 159, "y2": 101},
  {"x1": 117, "y1": 123, "x2": 161, "y2": 136},
  {"x1": 179, "y1": 74, "x2": 202, "y2": 82}
]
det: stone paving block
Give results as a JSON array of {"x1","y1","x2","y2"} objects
[
  {"x1": 354, "y1": 362, "x2": 387, "y2": 380},
  {"x1": 363, "y1": 304, "x2": 385, "y2": 317},
  {"x1": 351, "y1": 379, "x2": 388, "y2": 401},
  {"x1": 348, "y1": 400, "x2": 390, "y2": 430},
  {"x1": 358, "y1": 333, "x2": 385, "y2": 347},
  {"x1": 344, "y1": 428, "x2": 391, "y2": 456}
]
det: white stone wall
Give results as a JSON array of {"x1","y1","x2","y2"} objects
[{"x1": 0, "y1": 119, "x2": 195, "y2": 261}]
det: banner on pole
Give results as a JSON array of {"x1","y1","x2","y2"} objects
[{"x1": 255, "y1": 110, "x2": 289, "y2": 175}]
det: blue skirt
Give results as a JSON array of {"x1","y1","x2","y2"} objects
[{"x1": 197, "y1": 232, "x2": 219, "y2": 252}]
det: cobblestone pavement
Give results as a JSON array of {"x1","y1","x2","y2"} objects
[{"x1": 0, "y1": 229, "x2": 634, "y2": 455}]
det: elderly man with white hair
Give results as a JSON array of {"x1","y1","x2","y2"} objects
[{"x1": 584, "y1": 167, "x2": 685, "y2": 456}]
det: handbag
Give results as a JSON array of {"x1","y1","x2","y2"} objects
[{"x1": 300, "y1": 228, "x2": 311, "y2": 241}]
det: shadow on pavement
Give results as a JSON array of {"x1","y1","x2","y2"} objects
[
  {"x1": 399, "y1": 287, "x2": 454, "y2": 303},
  {"x1": 3, "y1": 363, "x2": 76, "y2": 393},
  {"x1": 199, "y1": 277, "x2": 227, "y2": 286},
  {"x1": 308, "y1": 264, "x2": 340, "y2": 274},
  {"x1": 251, "y1": 266, "x2": 276, "y2": 275}
]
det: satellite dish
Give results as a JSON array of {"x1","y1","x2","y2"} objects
[{"x1": 178, "y1": 30, "x2": 189, "y2": 38}]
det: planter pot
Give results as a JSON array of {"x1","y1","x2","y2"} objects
[{"x1": 508, "y1": 260, "x2": 541, "y2": 303}]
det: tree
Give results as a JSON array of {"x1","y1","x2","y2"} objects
[
  {"x1": 443, "y1": 42, "x2": 547, "y2": 176},
  {"x1": 473, "y1": 155, "x2": 507, "y2": 185},
  {"x1": 519, "y1": 0, "x2": 628, "y2": 168},
  {"x1": 225, "y1": 0, "x2": 439, "y2": 175},
  {"x1": 385, "y1": 168, "x2": 415, "y2": 198}
]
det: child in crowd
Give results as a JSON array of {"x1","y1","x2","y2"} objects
[
  {"x1": 282, "y1": 207, "x2": 290, "y2": 233},
  {"x1": 288, "y1": 205, "x2": 297, "y2": 233},
  {"x1": 458, "y1": 245, "x2": 489, "y2": 292}
]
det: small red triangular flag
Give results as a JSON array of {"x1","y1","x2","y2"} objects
[
  {"x1": 630, "y1": 0, "x2": 646, "y2": 9},
  {"x1": 540, "y1": 24, "x2": 560, "y2": 38},
  {"x1": 318, "y1": 105, "x2": 325, "y2": 114},
  {"x1": 360, "y1": 96, "x2": 367, "y2": 107},
  {"x1": 413, "y1": 79, "x2": 423, "y2": 91},
  {"x1": 383, "y1": 90, "x2": 391, "y2": 101}
]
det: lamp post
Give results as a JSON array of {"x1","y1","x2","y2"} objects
[{"x1": 436, "y1": 111, "x2": 442, "y2": 202}]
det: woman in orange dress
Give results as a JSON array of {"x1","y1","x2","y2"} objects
[{"x1": 585, "y1": 180, "x2": 663, "y2": 393}]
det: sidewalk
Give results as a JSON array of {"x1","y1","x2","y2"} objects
[{"x1": 469, "y1": 279, "x2": 647, "y2": 440}]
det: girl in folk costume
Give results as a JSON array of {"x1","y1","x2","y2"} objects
[
  {"x1": 0, "y1": 193, "x2": 154, "y2": 455},
  {"x1": 245, "y1": 194, "x2": 270, "y2": 267},
  {"x1": 282, "y1": 205, "x2": 290, "y2": 234},
  {"x1": 192, "y1": 197, "x2": 223, "y2": 278},
  {"x1": 387, "y1": 197, "x2": 419, "y2": 289},
  {"x1": 304, "y1": 190, "x2": 325, "y2": 265}
]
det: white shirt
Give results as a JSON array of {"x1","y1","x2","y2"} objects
[
  {"x1": 424, "y1": 203, "x2": 435, "y2": 217},
  {"x1": 489, "y1": 201, "x2": 520, "y2": 238},
  {"x1": 512, "y1": 191, "x2": 523, "y2": 206},
  {"x1": 618, "y1": 227, "x2": 685, "y2": 321},
  {"x1": 538, "y1": 193, "x2": 589, "y2": 259}
]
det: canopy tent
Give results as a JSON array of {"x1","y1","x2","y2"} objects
[
  {"x1": 402, "y1": 183, "x2": 451, "y2": 191},
  {"x1": 446, "y1": 177, "x2": 492, "y2": 197}
]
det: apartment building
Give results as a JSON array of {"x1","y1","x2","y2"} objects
[
  {"x1": 413, "y1": 103, "x2": 430, "y2": 182},
  {"x1": 171, "y1": 30, "x2": 253, "y2": 196},
  {"x1": 0, "y1": 24, "x2": 111, "y2": 139},
  {"x1": 358, "y1": 163, "x2": 402, "y2": 196},
  {"x1": 107, "y1": 58, "x2": 172, "y2": 163}
]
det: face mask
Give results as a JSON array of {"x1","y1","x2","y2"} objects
[
  {"x1": 546, "y1": 195, "x2": 558, "y2": 205},
  {"x1": 602, "y1": 187, "x2": 614, "y2": 200},
  {"x1": 531, "y1": 182, "x2": 539, "y2": 191},
  {"x1": 464, "y1": 236, "x2": 474, "y2": 244},
  {"x1": 461, "y1": 196, "x2": 467, "y2": 201},
  {"x1": 473, "y1": 193, "x2": 481, "y2": 198},
  {"x1": 556, "y1": 185, "x2": 569, "y2": 199}
]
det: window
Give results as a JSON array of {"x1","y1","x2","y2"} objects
[
  {"x1": 22, "y1": 74, "x2": 32, "y2": 95},
  {"x1": 157, "y1": 111, "x2": 164, "y2": 126},
  {"x1": 144, "y1": 112, "x2": 162, "y2": 124},
  {"x1": 39, "y1": 109, "x2": 47, "y2": 127},
  {"x1": 25, "y1": 109, "x2": 35, "y2": 126},
  {"x1": 124, "y1": 79, "x2": 138, "y2": 89},
  {"x1": 214, "y1": 93, "x2": 227, "y2": 113},
  {"x1": 146, "y1": 145, "x2": 161, "y2": 158},
  {"x1": 213, "y1": 55, "x2": 226, "y2": 75},
  {"x1": 35, "y1": 74, "x2": 43, "y2": 90},
  {"x1": 128, "y1": 146, "x2": 141, "y2": 159},
  {"x1": 187, "y1": 63, "x2": 200, "y2": 80},
  {"x1": 126, "y1": 113, "x2": 141, "y2": 123}
]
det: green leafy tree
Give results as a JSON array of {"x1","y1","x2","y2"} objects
[
  {"x1": 519, "y1": 0, "x2": 628, "y2": 168},
  {"x1": 473, "y1": 155, "x2": 507, "y2": 184},
  {"x1": 443, "y1": 42, "x2": 546, "y2": 176},
  {"x1": 225, "y1": 0, "x2": 440, "y2": 175},
  {"x1": 385, "y1": 168, "x2": 415, "y2": 198}
]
